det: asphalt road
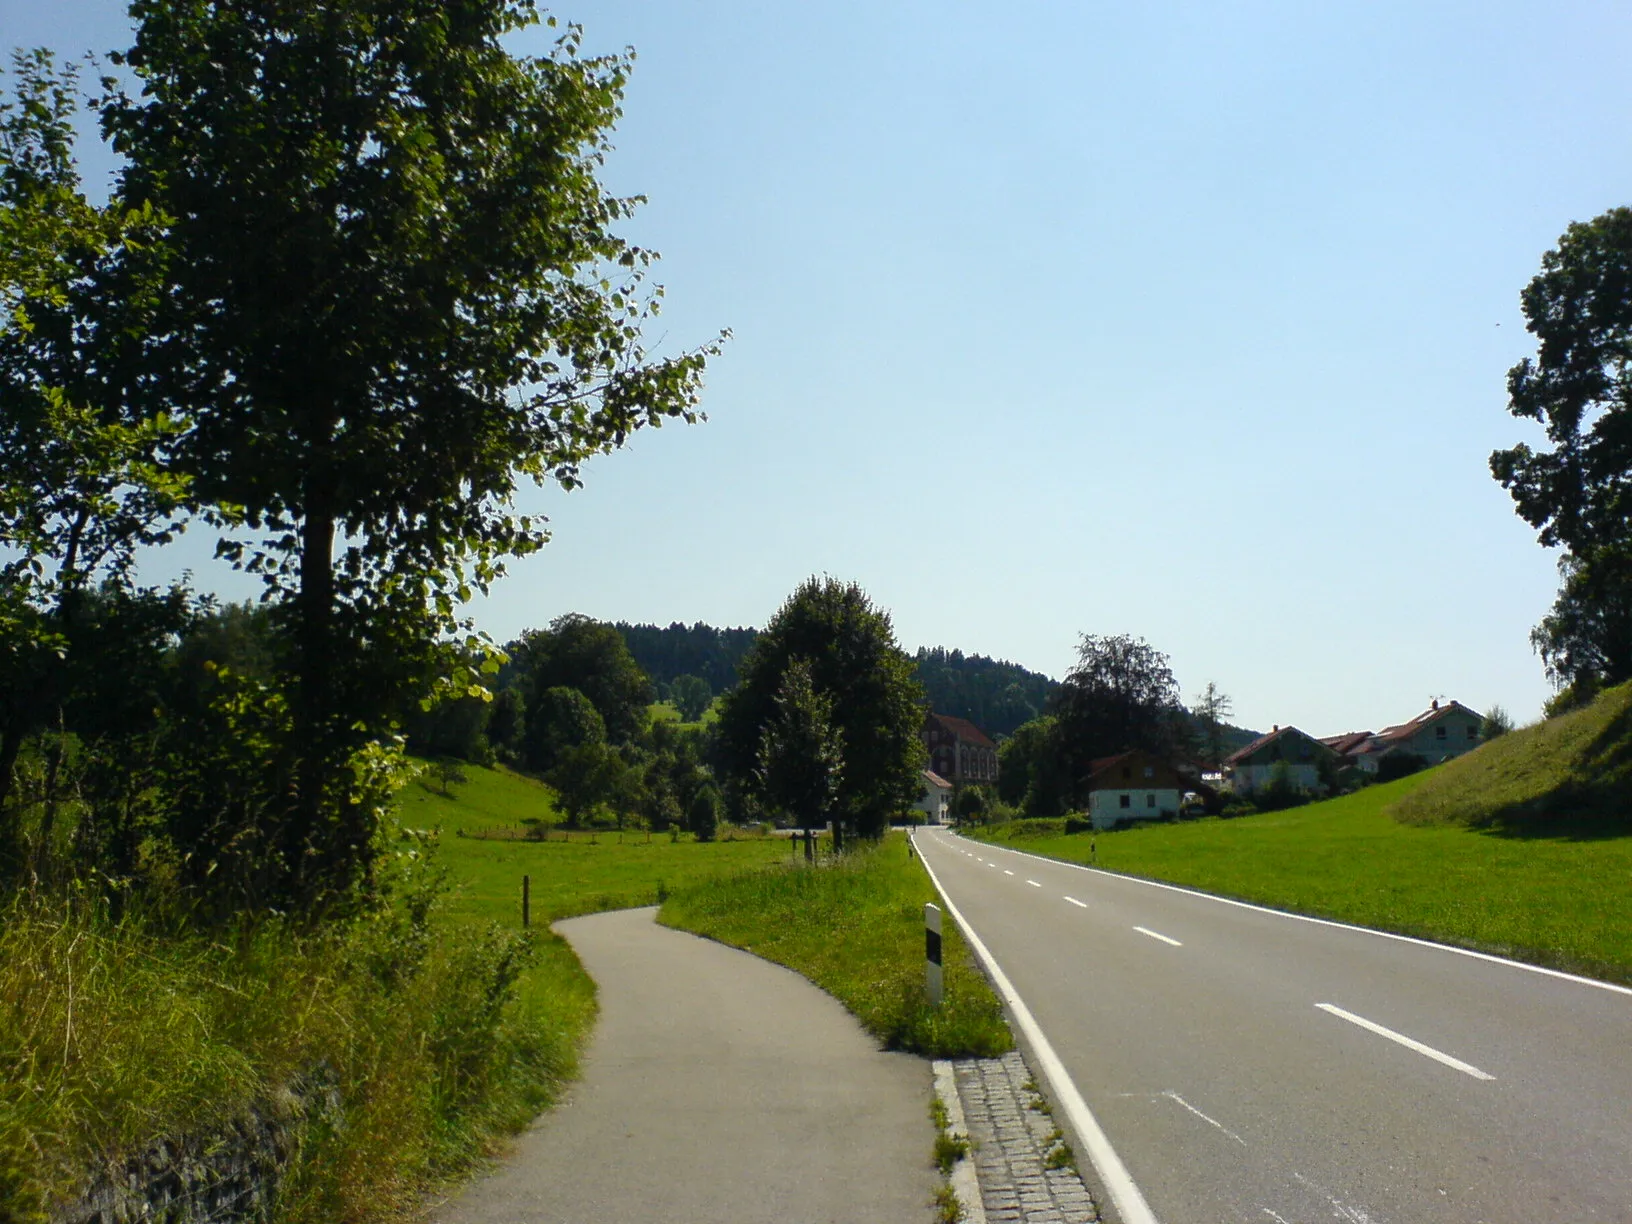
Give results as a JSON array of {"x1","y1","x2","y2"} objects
[{"x1": 913, "y1": 827, "x2": 1632, "y2": 1224}]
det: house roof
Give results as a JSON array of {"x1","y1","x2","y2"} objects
[
  {"x1": 1084, "y1": 750, "x2": 1176, "y2": 785},
  {"x1": 1319, "y1": 731, "x2": 1374, "y2": 756},
  {"x1": 922, "y1": 769, "x2": 952, "y2": 790},
  {"x1": 925, "y1": 712, "x2": 996, "y2": 749},
  {"x1": 1224, "y1": 724, "x2": 1334, "y2": 766},
  {"x1": 1374, "y1": 699, "x2": 1480, "y2": 745}
]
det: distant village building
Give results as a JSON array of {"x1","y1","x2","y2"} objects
[
  {"x1": 1320, "y1": 699, "x2": 1485, "y2": 774},
  {"x1": 1224, "y1": 725, "x2": 1337, "y2": 795},
  {"x1": 914, "y1": 769, "x2": 953, "y2": 824},
  {"x1": 1084, "y1": 750, "x2": 1184, "y2": 829},
  {"x1": 922, "y1": 712, "x2": 999, "y2": 788}
]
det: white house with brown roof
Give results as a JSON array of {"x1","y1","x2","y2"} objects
[
  {"x1": 1084, "y1": 750, "x2": 1183, "y2": 829},
  {"x1": 922, "y1": 712, "x2": 999, "y2": 788},
  {"x1": 1224, "y1": 725, "x2": 1336, "y2": 795},
  {"x1": 914, "y1": 769, "x2": 953, "y2": 824}
]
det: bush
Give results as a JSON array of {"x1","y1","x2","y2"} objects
[{"x1": 1377, "y1": 752, "x2": 1429, "y2": 783}]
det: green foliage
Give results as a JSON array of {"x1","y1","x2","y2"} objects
[
  {"x1": 1492, "y1": 207, "x2": 1632, "y2": 692},
  {"x1": 687, "y1": 783, "x2": 722, "y2": 842},
  {"x1": 512, "y1": 616, "x2": 655, "y2": 748},
  {"x1": 967, "y1": 770, "x2": 1632, "y2": 986},
  {"x1": 935, "y1": 1130, "x2": 971, "y2": 1174},
  {"x1": 668, "y1": 674, "x2": 714, "y2": 723},
  {"x1": 523, "y1": 684, "x2": 608, "y2": 774},
  {"x1": 1376, "y1": 751, "x2": 1429, "y2": 783},
  {"x1": 1255, "y1": 759, "x2": 1311, "y2": 811},
  {"x1": 1481, "y1": 704, "x2": 1513, "y2": 739},
  {"x1": 1053, "y1": 635, "x2": 1191, "y2": 806},
  {"x1": 1192, "y1": 680, "x2": 1234, "y2": 767},
  {"x1": 912, "y1": 646, "x2": 1055, "y2": 738},
  {"x1": 716, "y1": 577, "x2": 926, "y2": 840},
  {"x1": 997, "y1": 715, "x2": 1071, "y2": 817},
  {"x1": 755, "y1": 658, "x2": 843, "y2": 833},
  {"x1": 660, "y1": 838, "x2": 1012, "y2": 1057}
]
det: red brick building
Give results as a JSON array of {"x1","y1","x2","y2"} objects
[{"x1": 922, "y1": 712, "x2": 999, "y2": 788}]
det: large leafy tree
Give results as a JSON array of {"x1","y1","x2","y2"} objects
[
  {"x1": 1052, "y1": 634, "x2": 1189, "y2": 802},
  {"x1": 715, "y1": 577, "x2": 925, "y2": 840},
  {"x1": 100, "y1": 2, "x2": 720, "y2": 904},
  {"x1": 511, "y1": 614, "x2": 654, "y2": 747},
  {"x1": 1492, "y1": 207, "x2": 1632, "y2": 696}
]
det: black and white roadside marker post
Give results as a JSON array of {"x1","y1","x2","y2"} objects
[{"x1": 925, "y1": 902, "x2": 943, "y2": 1008}]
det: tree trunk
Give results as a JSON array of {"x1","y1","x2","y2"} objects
[{"x1": 292, "y1": 501, "x2": 337, "y2": 903}]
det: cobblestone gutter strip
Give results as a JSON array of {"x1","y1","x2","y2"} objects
[{"x1": 952, "y1": 1052, "x2": 1099, "y2": 1224}]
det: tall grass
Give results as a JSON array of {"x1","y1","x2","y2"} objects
[
  {"x1": 660, "y1": 837, "x2": 1012, "y2": 1058},
  {"x1": 0, "y1": 885, "x2": 582, "y2": 1223}
]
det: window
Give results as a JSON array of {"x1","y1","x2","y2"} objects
[
  {"x1": 1435, "y1": 725, "x2": 1447, "y2": 740},
  {"x1": 1119, "y1": 794, "x2": 1131, "y2": 809},
  {"x1": 1468, "y1": 724, "x2": 1478, "y2": 740},
  {"x1": 1143, "y1": 766, "x2": 1154, "y2": 779},
  {"x1": 1146, "y1": 793, "x2": 1156, "y2": 808}
]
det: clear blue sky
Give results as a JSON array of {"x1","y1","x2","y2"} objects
[{"x1": 6, "y1": 0, "x2": 1629, "y2": 734}]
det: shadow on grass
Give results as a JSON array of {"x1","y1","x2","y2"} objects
[{"x1": 1475, "y1": 701, "x2": 1632, "y2": 841}]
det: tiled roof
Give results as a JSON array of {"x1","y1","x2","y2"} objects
[
  {"x1": 1374, "y1": 700, "x2": 1479, "y2": 744},
  {"x1": 922, "y1": 769, "x2": 952, "y2": 789},
  {"x1": 926, "y1": 712, "x2": 996, "y2": 749},
  {"x1": 1223, "y1": 724, "x2": 1334, "y2": 765},
  {"x1": 1319, "y1": 731, "x2": 1374, "y2": 756}
]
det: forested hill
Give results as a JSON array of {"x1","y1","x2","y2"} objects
[
  {"x1": 614, "y1": 622, "x2": 760, "y2": 694},
  {"x1": 912, "y1": 647, "x2": 1057, "y2": 738},
  {"x1": 614, "y1": 622, "x2": 1059, "y2": 738}
]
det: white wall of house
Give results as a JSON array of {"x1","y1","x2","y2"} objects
[
  {"x1": 914, "y1": 780, "x2": 951, "y2": 824},
  {"x1": 1088, "y1": 788, "x2": 1181, "y2": 830},
  {"x1": 1233, "y1": 762, "x2": 1321, "y2": 794}
]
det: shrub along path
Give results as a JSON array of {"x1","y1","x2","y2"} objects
[{"x1": 429, "y1": 906, "x2": 940, "y2": 1224}]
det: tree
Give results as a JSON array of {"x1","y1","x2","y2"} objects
[
  {"x1": 546, "y1": 741, "x2": 624, "y2": 828},
  {"x1": 717, "y1": 578, "x2": 925, "y2": 841},
  {"x1": 513, "y1": 615, "x2": 654, "y2": 745},
  {"x1": 670, "y1": 674, "x2": 713, "y2": 722},
  {"x1": 1482, "y1": 704, "x2": 1513, "y2": 739},
  {"x1": 1052, "y1": 635, "x2": 1188, "y2": 804},
  {"x1": 686, "y1": 782, "x2": 721, "y2": 843},
  {"x1": 1492, "y1": 207, "x2": 1632, "y2": 695},
  {"x1": 1529, "y1": 547, "x2": 1632, "y2": 701},
  {"x1": 522, "y1": 685, "x2": 606, "y2": 774},
  {"x1": 754, "y1": 660, "x2": 842, "y2": 860},
  {"x1": 1192, "y1": 681, "x2": 1234, "y2": 768},
  {"x1": 102, "y1": 2, "x2": 721, "y2": 906}
]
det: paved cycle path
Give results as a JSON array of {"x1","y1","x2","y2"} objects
[{"x1": 431, "y1": 906, "x2": 938, "y2": 1224}]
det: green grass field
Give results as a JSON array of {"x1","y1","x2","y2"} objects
[
  {"x1": 972, "y1": 774, "x2": 1632, "y2": 985},
  {"x1": 659, "y1": 836, "x2": 1013, "y2": 1058}
]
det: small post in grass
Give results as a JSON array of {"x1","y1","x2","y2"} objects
[
  {"x1": 522, "y1": 875, "x2": 531, "y2": 929},
  {"x1": 925, "y1": 902, "x2": 943, "y2": 1008}
]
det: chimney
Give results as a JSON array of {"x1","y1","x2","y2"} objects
[
  {"x1": 1431, "y1": 699, "x2": 1439, "y2": 711},
  {"x1": 1272, "y1": 724, "x2": 1279, "y2": 732}
]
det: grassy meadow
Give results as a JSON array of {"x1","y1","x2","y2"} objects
[
  {"x1": 972, "y1": 773, "x2": 1632, "y2": 984},
  {"x1": 660, "y1": 835, "x2": 1013, "y2": 1058}
]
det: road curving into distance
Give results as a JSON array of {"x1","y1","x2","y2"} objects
[{"x1": 912, "y1": 827, "x2": 1632, "y2": 1224}]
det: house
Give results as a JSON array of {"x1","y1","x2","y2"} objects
[
  {"x1": 1224, "y1": 725, "x2": 1336, "y2": 795},
  {"x1": 922, "y1": 713, "x2": 999, "y2": 788},
  {"x1": 913, "y1": 769, "x2": 953, "y2": 824},
  {"x1": 1084, "y1": 750, "x2": 1184, "y2": 829},
  {"x1": 1320, "y1": 700, "x2": 1485, "y2": 774}
]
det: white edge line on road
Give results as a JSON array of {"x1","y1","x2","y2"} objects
[
  {"x1": 1134, "y1": 926, "x2": 1182, "y2": 947},
  {"x1": 1064, "y1": 896, "x2": 1088, "y2": 908},
  {"x1": 1316, "y1": 1003, "x2": 1496, "y2": 1081},
  {"x1": 913, "y1": 832, "x2": 1160, "y2": 1224},
  {"x1": 940, "y1": 831, "x2": 1632, "y2": 999}
]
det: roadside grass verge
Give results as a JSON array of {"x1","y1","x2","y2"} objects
[
  {"x1": 659, "y1": 836, "x2": 1013, "y2": 1058},
  {"x1": 970, "y1": 775, "x2": 1632, "y2": 984},
  {"x1": 2, "y1": 760, "x2": 795, "y2": 1223},
  {"x1": 1388, "y1": 678, "x2": 1632, "y2": 834}
]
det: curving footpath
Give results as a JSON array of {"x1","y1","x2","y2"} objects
[{"x1": 430, "y1": 906, "x2": 939, "y2": 1224}]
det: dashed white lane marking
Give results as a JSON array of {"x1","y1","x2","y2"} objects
[
  {"x1": 1316, "y1": 1003, "x2": 1495, "y2": 1081},
  {"x1": 1027, "y1": 879, "x2": 1042, "y2": 888},
  {"x1": 1161, "y1": 1090, "x2": 1246, "y2": 1146},
  {"x1": 1262, "y1": 1209, "x2": 1293, "y2": 1223},
  {"x1": 1134, "y1": 926, "x2": 1183, "y2": 947},
  {"x1": 1064, "y1": 896, "x2": 1088, "y2": 908},
  {"x1": 1004, "y1": 869, "x2": 1015, "y2": 876}
]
